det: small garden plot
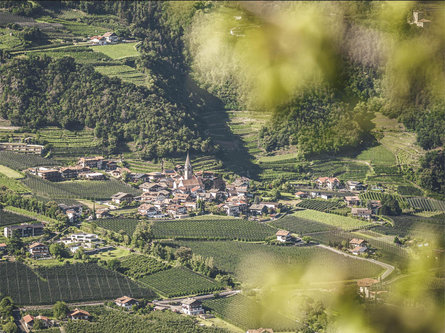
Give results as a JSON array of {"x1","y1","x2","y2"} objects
[
  {"x1": 292, "y1": 210, "x2": 372, "y2": 231},
  {"x1": 0, "y1": 262, "x2": 153, "y2": 305},
  {"x1": 203, "y1": 294, "x2": 298, "y2": 332},
  {"x1": 152, "y1": 218, "x2": 276, "y2": 241},
  {"x1": 94, "y1": 218, "x2": 140, "y2": 236},
  {"x1": 271, "y1": 213, "x2": 336, "y2": 234},
  {"x1": 296, "y1": 199, "x2": 340, "y2": 212},
  {"x1": 118, "y1": 255, "x2": 169, "y2": 279},
  {"x1": 138, "y1": 267, "x2": 223, "y2": 297},
  {"x1": 0, "y1": 209, "x2": 35, "y2": 227}
]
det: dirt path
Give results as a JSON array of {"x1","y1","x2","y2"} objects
[{"x1": 317, "y1": 244, "x2": 395, "y2": 280}]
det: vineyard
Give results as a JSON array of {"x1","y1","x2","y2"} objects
[
  {"x1": 0, "y1": 209, "x2": 35, "y2": 227},
  {"x1": 360, "y1": 191, "x2": 407, "y2": 206},
  {"x1": 0, "y1": 152, "x2": 58, "y2": 170},
  {"x1": 138, "y1": 267, "x2": 223, "y2": 297},
  {"x1": 93, "y1": 218, "x2": 140, "y2": 236},
  {"x1": 22, "y1": 174, "x2": 142, "y2": 200},
  {"x1": 118, "y1": 255, "x2": 169, "y2": 279},
  {"x1": 397, "y1": 185, "x2": 423, "y2": 196},
  {"x1": 270, "y1": 213, "x2": 336, "y2": 234},
  {"x1": 203, "y1": 294, "x2": 298, "y2": 331},
  {"x1": 292, "y1": 209, "x2": 372, "y2": 231},
  {"x1": 296, "y1": 199, "x2": 341, "y2": 212},
  {"x1": 406, "y1": 197, "x2": 445, "y2": 212},
  {"x1": 152, "y1": 218, "x2": 276, "y2": 241},
  {"x1": 0, "y1": 262, "x2": 154, "y2": 305},
  {"x1": 0, "y1": 174, "x2": 30, "y2": 193},
  {"x1": 172, "y1": 241, "x2": 383, "y2": 283}
]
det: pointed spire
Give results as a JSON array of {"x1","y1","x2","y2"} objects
[
  {"x1": 184, "y1": 151, "x2": 193, "y2": 180},
  {"x1": 185, "y1": 151, "x2": 191, "y2": 167}
]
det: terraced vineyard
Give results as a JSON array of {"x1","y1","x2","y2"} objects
[
  {"x1": 22, "y1": 175, "x2": 141, "y2": 200},
  {"x1": 292, "y1": 209, "x2": 372, "y2": 231},
  {"x1": 203, "y1": 294, "x2": 298, "y2": 331},
  {"x1": 152, "y1": 218, "x2": 276, "y2": 241},
  {"x1": 0, "y1": 152, "x2": 58, "y2": 170},
  {"x1": 360, "y1": 192, "x2": 407, "y2": 205},
  {"x1": 374, "y1": 214, "x2": 445, "y2": 239},
  {"x1": 296, "y1": 199, "x2": 341, "y2": 212},
  {"x1": 172, "y1": 241, "x2": 383, "y2": 282},
  {"x1": 406, "y1": 197, "x2": 445, "y2": 212},
  {"x1": 93, "y1": 218, "x2": 140, "y2": 236},
  {"x1": 0, "y1": 174, "x2": 31, "y2": 193},
  {"x1": 0, "y1": 209, "x2": 35, "y2": 227},
  {"x1": 270, "y1": 213, "x2": 336, "y2": 234},
  {"x1": 0, "y1": 262, "x2": 154, "y2": 305},
  {"x1": 138, "y1": 267, "x2": 223, "y2": 297}
]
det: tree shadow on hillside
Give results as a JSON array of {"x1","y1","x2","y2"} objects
[{"x1": 184, "y1": 75, "x2": 261, "y2": 179}]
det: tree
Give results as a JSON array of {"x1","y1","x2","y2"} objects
[
  {"x1": 107, "y1": 259, "x2": 121, "y2": 271},
  {"x1": 0, "y1": 296, "x2": 14, "y2": 317},
  {"x1": 49, "y1": 243, "x2": 67, "y2": 258},
  {"x1": 6, "y1": 233, "x2": 23, "y2": 255},
  {"x1": 2, "y1": 322, "x2": 18, "y2": 333},
  {"x1": 380, "y1": 196, "x2": 402, "y2": 216},
  {"x1": 33, "y1": 318, "x2": 44, "y2": 330},
  {"x1": 302, "y1": 236, "x2": 312, "y2": 244},
  {"x1": 53, "y1": 301, "x2": 69, "y2": 320}
]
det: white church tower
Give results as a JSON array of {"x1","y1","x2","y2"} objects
[{"x1": 184, "y1": 151, "x2": 193, "y2": 180}]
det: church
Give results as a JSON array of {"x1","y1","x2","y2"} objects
[{"x1": 173, "y1": 152, "x2": 204, "y2": 191}]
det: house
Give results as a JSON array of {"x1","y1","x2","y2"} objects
[
  {"x1": 114, "y1": 296, "x2": 139, "y2": 310},
  {"x1": 59, "y1": 204, "x2": 83, "y2": 222},
  {"x1": 410, "y1": 11, "x2": 431, "y2": 28},
  {"x1": 138, "y1": 203, "x2": 160, "y2": 217},
  {"x1": 344, "y1": 196, "x2": 360, "y2": 207},
  {"x1": 0, "y1": 142, "x2": 45, "y2": 155},
  {"x1": 4, "y1": 223, "x2": 44, "y2": 238},
  {"x1": 29, "y1": 242, "x2": 50, "y2": 259},
  {"x1": 295, "y1": 191, "x2": 309, "y2": 199},
  {"x1": 35, "y1": 315, "x2": 51, "y2": 328},
  {"x1": 69, "y1": 308, "x2": 91, "y2": 320},
  {"x1": 223, "y1": 204, "x2": 240, "y2": 217},
  {"x1": 276, "y1": 230, "x2": 291, "y2": 242},
  {"x1": 96, "y1": 208, "x2": 111, "y2": 219},
  {"x1": 320, "y1": 193, "x2": 333, "y2": 200},
  {"x1": 22, "y1": 314, "x2": 35, "y2": 329},
  {"x1": 261, "y1": 202, "x2": 280, "y2": 212},
  {"x1": 139, "y1": 182, "x2": 163, "y2": 192},
  {"x1": 351, "y1": 208, "x2": 372, "y2": 220},
  {"x1": 346, "y1": 180, "x2": 364, "y2": 191},
  {"x1": 181, "y1": 298, "x2": 204, "y2": 315},
  {"x1": 60, "y1": 166, "x2": 88, "y2": 179},
  {"x1": 316, "y1": 177, "x2": 340, "y2": 190},
  {"x1": 351, "y1": 245, "x2": 368, "y2": 255},
  {"x1": 249, "y1": 203, "x2": 267, "y2": 215},
  {"x1": 247, "y1": 329, "x2": 274, "y2": 333},
  {"x1": 357, "y1": 278, "x2": 379, "y2": 298},
  {"x1": 129, "y1": 173, "x2": 149, "y2": 183},
  {"x1": 368, "y1": 200, "x2": 382, "y2": 214},
  {"x1": 90, "y1": 35, "x2": 107, "y2": 45},
  {"x1": 349, "y1": 238, "x2": 367, "y2": 248},
  {"x1": 111, "y1": 192, "x2": 134, "y2": 204},
  {"x1": 103, "y1": 31, "x2": 119, "y2": 43},
  {"x1": 78, "y1": 156, "x2": 104, "y2": 169},
  {"x1": 310, "y1": 191, "x2": 321, "y2": 198},
  {"x1": 36, "y1": 168, "x2": 61, "y2": 181},
  {"x1": 0, "y1": 243, "x2": 6, "y2": 253}
]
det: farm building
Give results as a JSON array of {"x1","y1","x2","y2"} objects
[
  {"x1": 351, "y1": 245, "x2": 368, "y2": 255},
  {"x1": 115, "y1": 296, "x2": 139, "y2": 310},
  {"x1": 316, "y1": 177, "x2": 340, "y2": 190},
  {"x1": 351, "y1": 208, "x2": 372, "y2": 220},
  {"x1": 349, "y1": 238, "x2": 367, "y2": 248},
  {"x1": 357, "y1": 278, "x2": 379, "y2": 298},
  {"x1": 346, "y1": 180, "x2": 364, "y2": 191},
  {"x1": 0, "y1": 243, "x2": 6, "y2": 253},
  {"x1": 276, "y1": 230, "x2": 291, "y2": 242},
  {"x1": 344, "y1": 196, "x2": 360, "y2": 207},
  {"x1": 295, "y1": 191, "x2": 309, "y2": 199},
  {"x1": 181, "y1": 298, "x2": 204, "y2": 316},
  {"x1": 103, "y1": 31, "x2": 119, "y2": 43}
]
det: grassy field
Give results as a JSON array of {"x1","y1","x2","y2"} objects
[
  {"x1": 138, "y1": 266, "x2": 223, "y2": 297},
  {"x1": 0, "y1": 165, "x2": 23, "y2": 178},
  {"x1": 152, "y1": 217, "x2": 277, "y2": 241},
  {"x1": 91, "y1": 42, "x2": 140, "y2": 59},
  {"x1": 172, "y1": 241, "x2": 383, "y2": 284},
  {"x1": 356, "y1": 145, "x2": 396, "y2": 165},
  {"x1": 0, "y1": 174, "x2": 31, "y2": 193},
  {"x1": 0, "y1": 262, "x2": 154, "y2": 305},
  {"x1": 292, "y1": 209, "x2": 372, "y2": 231}
]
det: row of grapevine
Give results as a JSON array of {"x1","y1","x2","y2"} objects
[
  {"x1": 406, "y1": 197, "x2": 445, "y2": 212},
  {"x1": 296, "y1": 199, "x2": 340, "y2": 212}
]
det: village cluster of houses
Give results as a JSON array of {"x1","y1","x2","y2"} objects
[
  {"x1": 295, "y1": 177, "x2": 382, "y2": 221},
  {"x1": 97, "y1": 153, "x2": 281, "y2": 219}
]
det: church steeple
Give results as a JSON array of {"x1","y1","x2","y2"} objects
[{"x1": 184, "y1": 151, "x2": 193, "y2": 180}]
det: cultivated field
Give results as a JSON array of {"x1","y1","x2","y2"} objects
[
  {"x1": 138, "y1": 266, "x2": 223, "y2": 297},
  {"x1": 270, "y1": 213, "x2": 336, "y2": 234},
  {"x1": 292, "y1": 209, "x2": 372, "y2": 231},
  {"x1": 118, "y1": 255, "x2": 169, "y2": 279},
  {"x1": 295, "y1": 199, "x2": 341, "y2": 212},
  {"x1": 152, "y1": 217, "x2": 277, "y2": 241},
  {"x1": 0, "y1": 152, "x2": 58, "y2": 170},
  {"x1": 0, "y1": 262, "x2": 154, "y2": 305},
  {"x1": 91, "y1": 42, "x2": 140, "y2": 59},
  {"x1": 0, "y1": 209, "x2": 35, "y2": 227},
  {"x1": 93, "y1": 218, "x2": 140, "y2": 236},
  {"x1": 0, "y1": 165, "x2": 23, "y2": 179}
]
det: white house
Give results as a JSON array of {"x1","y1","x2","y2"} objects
[
  {"x1": 181, "y1": 298, "x2": 204, "y2": 316},
  {"x1": 103, "y1": 32, "x2": 119, "y2": 43},
  {"x1": 114, "y1": 296, "x2": 139, "y2": 310},
  {"x1": 276, "y1": 230, "x2": 291, "y2": 242}
]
